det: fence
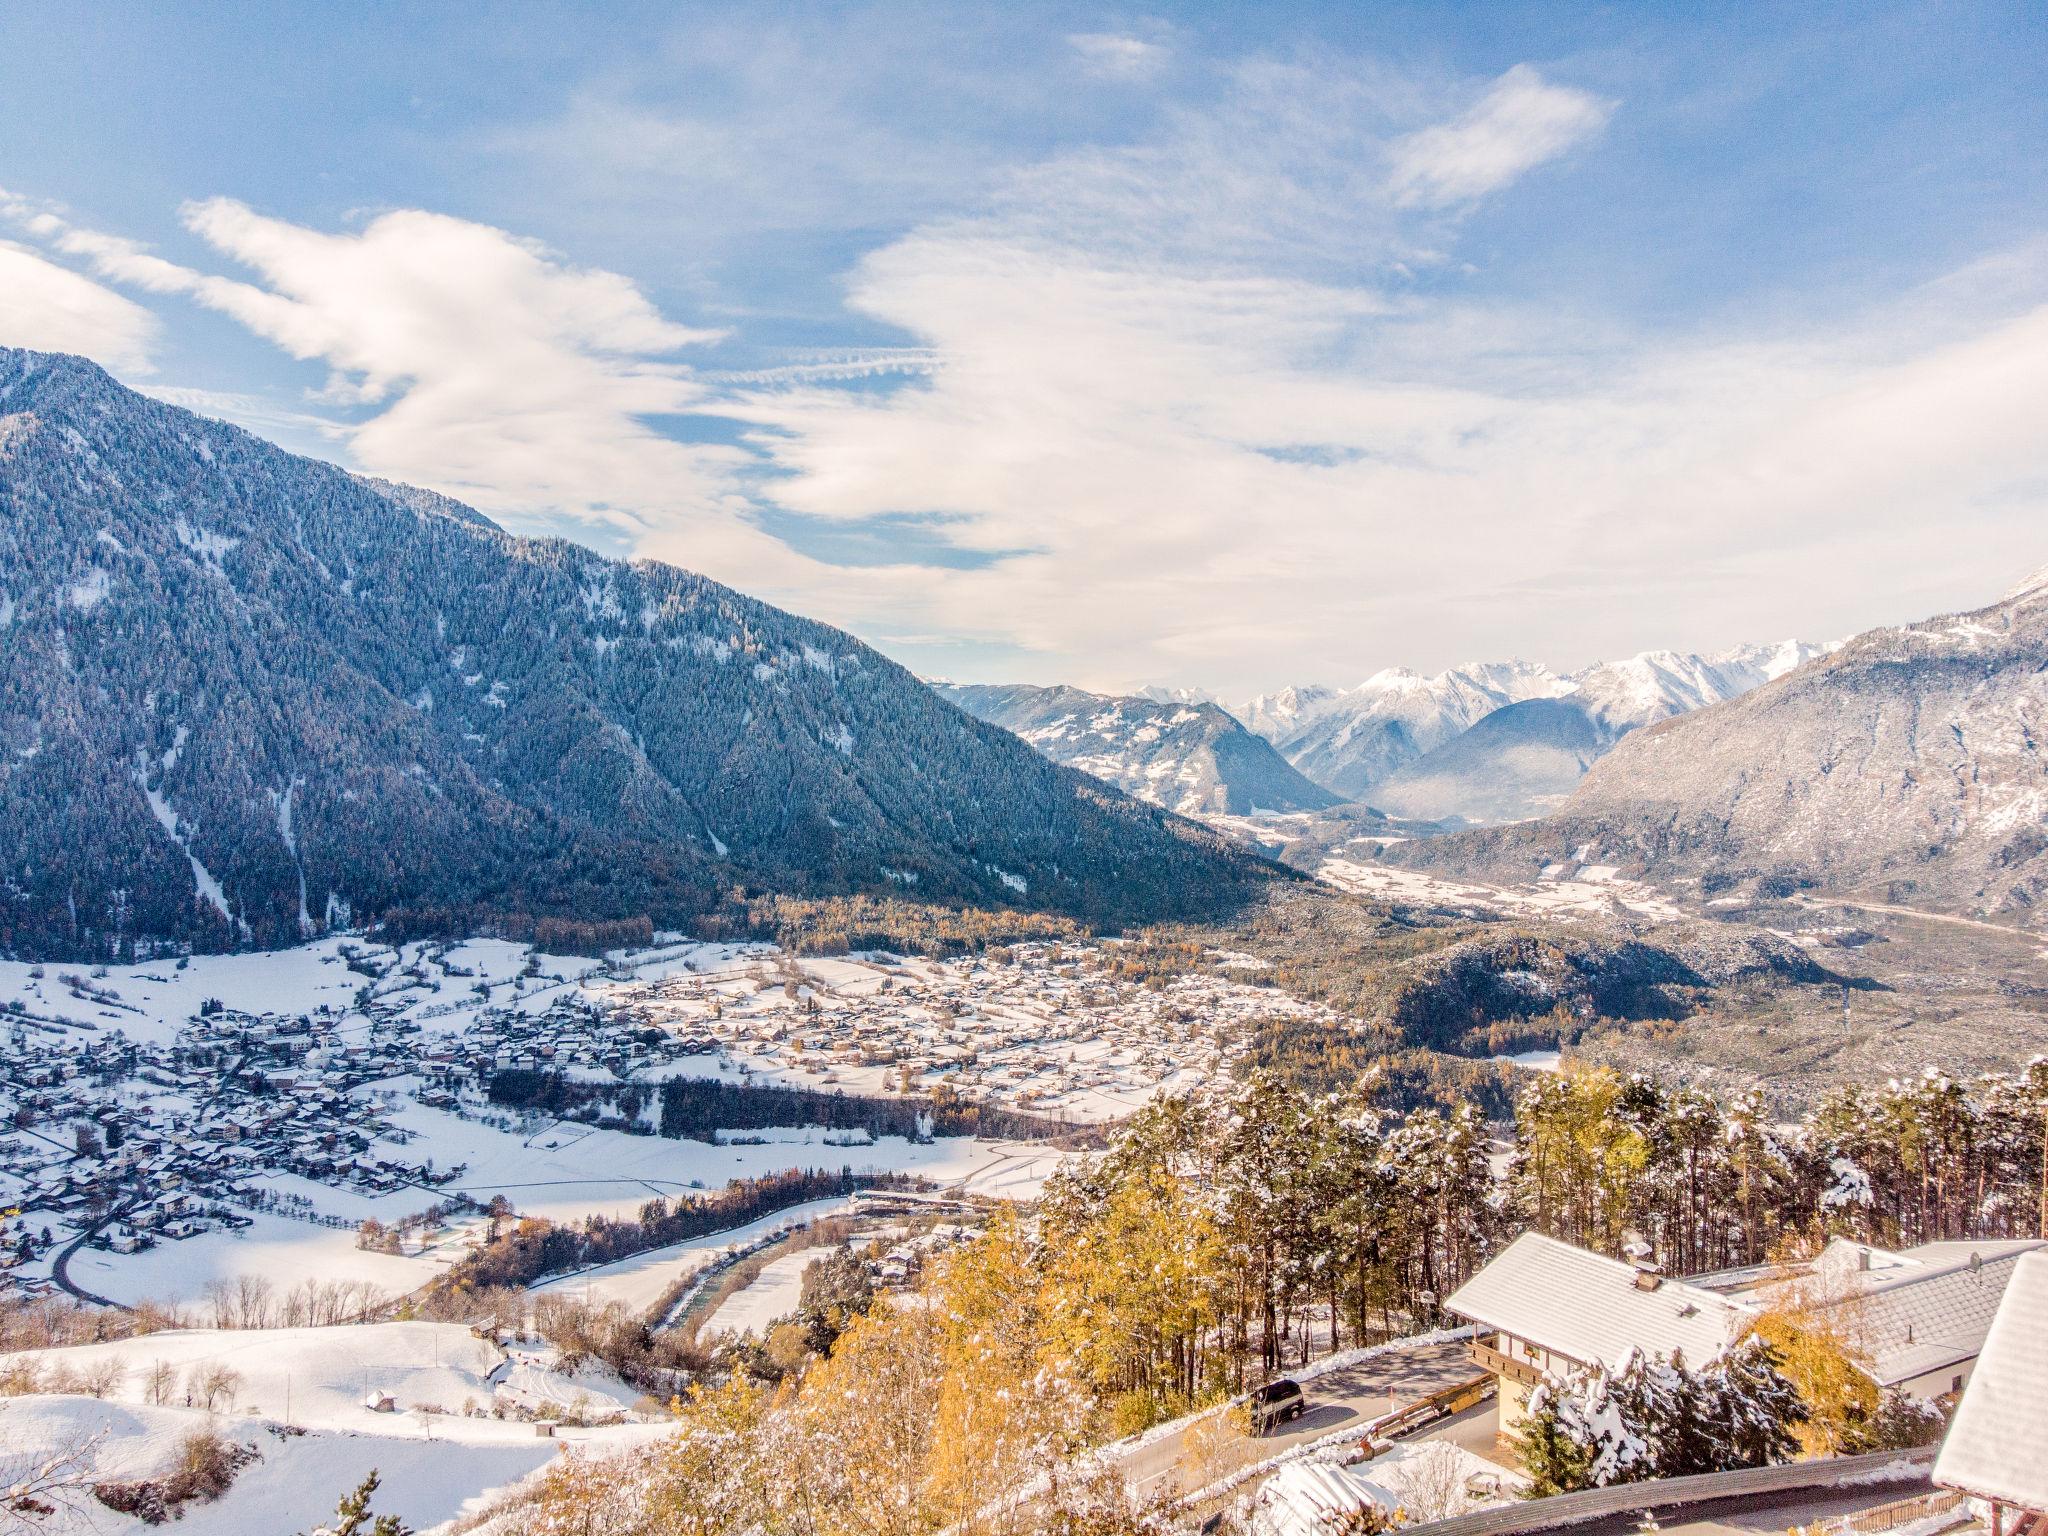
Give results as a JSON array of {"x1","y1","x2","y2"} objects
[
  {"x1": 1398, "y1": 1447, "x2": 1938, "y2": 1536},
  {"x1": 1364, "y1": 1374, "x2": 1496, "y2": 1446},
  {"x1": 1795, "y1": 1486, "x2": 1967, "y2": 1536}
]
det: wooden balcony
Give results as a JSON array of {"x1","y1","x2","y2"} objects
[{"x1": 1468, "y1": 1335, "x2": 1545, "y2": 1388}]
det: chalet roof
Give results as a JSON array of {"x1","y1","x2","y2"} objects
[
  {"x1": 1444, "y1": 1231, "x2": 1747, "y2": 1370},
  {"x1": 1935, "y1": 1251, "x2": 2048, "y2": 1511},
  {"x1": 1840, "y1": 1240, "x2": 2043, "y2": 1386}
]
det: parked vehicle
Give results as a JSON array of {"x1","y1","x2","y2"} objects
[{"x1": 1250, "y1": 1377, "x2": 1307, "y2": 1432}]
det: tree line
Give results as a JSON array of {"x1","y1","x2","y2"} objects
[
  {"x1": 438, "y1": 1166, "x2": 922, "y2": 1292},
  {"x1": 1512, "y1": 1059, "x2": 2048, "y2": 1272},
  {"x1": 486, "y1": 1070, "x2": 1095, "y2": 1145}
]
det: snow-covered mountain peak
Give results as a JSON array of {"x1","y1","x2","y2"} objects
[
  {"x1": 2001, "y1": 562, "x2": 2048, "y2": 605},
  {"x1": 1565, "y1": 642, "x2": 1823, "y2": 732},
  {"x1": 1357, "y1": 665, "x2": 1426, "y2": 692}
]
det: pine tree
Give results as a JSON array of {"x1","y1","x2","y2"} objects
[{"x1": 310, "y1": 1471, "x2": 409, "y2": 1536}]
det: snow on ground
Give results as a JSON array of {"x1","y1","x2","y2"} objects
[
  {"x1": 700, "y1": 1249, "x2": 822, "y2": 1339},
  {"x1": 381, "y1": 1097, "x2": 1070, "y2": 1224},
  {"x1": 0, "y1": 1394, "x2": 557, "y2": 1536},
  {"x1": 70, "y1": 1109, "x2": 1067, "y2": 1311},
  {"x1": 530, "y1": 1196, "x2": 854, "y2": 1313},
  {"x1": 1318, "y1": 858, "x2": 1685, "y2": 923},
  {"x1": 1249, "y1": 1440, "x2": 1524, "y2": 1535},
  {"x1": 1, "y1": 1322, "x2": 514, "y2": 1430},
  {"x1": 71, "y1": 1210, "x2": 441, "y2": 1309},
  {"x1": 1487, "y1": 1049, "x2": 1563, "y2": 1073},
  {"x1": 6, "y1": 930, "x2": 1205, "y2": 1309}
]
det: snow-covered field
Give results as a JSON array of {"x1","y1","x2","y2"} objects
[
  {"x1": 69, "y1": 1209, "x2": 440, "y2": 1309},
  {"x1": 700, "y1": 1248, "x2": 823, "y2": 1339},
  {"x1": 1318, "y1": 857, "x2": 1684, "y2": 923},
  {"x1": 0, "y1": 1320, "x2": 684, "y2": 1534},
  {"x1": 530, "y1": 1196, "x2": 854, "y2": 1313},
  {"x1": 6, "y1": 1321, "x2": 527, "y2": 1428},
  {"x1": 0, "y1": 1394, "x2": 556, "y2": 1536}
]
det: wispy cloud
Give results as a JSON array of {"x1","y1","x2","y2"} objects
[
  {"x1": 0, "y1": 227, "x2": 158, "y2": 374},
  {"x1": 1387, "y1": 64, "x2": 1613, "y2": 209},
  {"x1": 1067, "y1": 31, "x2": 1168, "y2": 81}
]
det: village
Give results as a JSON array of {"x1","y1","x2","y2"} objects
[{"x1": 0, "y1": 932, "x2": 1337, "y2": 1308}]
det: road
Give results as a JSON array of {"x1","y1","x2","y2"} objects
[
  {"x1": 1794, "y1": 892, "x2": 2032, "y2": 940},
  {"x1": 1114, "y1": 1337, "x2": 1480, "y2": 1502},
  {"x1": 51, "y1": 1045, "x2": 254, "y2": 1310}
]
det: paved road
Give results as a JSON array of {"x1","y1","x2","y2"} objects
[{"x1": 1115, "y1": 1337, "x2": 1480, "y2": 1501}]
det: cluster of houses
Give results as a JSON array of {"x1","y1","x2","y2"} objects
[
  {"x1": 0, "y1": 1003, "x2": 473, "y2": 1298},
  {"x1": 405, "y1": 991, "x2": 717, "y2": 1097},
  {"x1": 587, "y1": 943, "x2": 1324, "y2": 1121}
]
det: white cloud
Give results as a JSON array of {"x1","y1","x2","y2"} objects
[
  {"x1": 1068, "y1": 32, "x2": 1167, "y2": 80},
  {"x1": 11, "y1": 196, "x2": 761, "y2": 545},
  {"x1": 7, "y1": 49, "x2": 2042, "y2": 698},
  {"x1": 720, "y1": 210, "x2": 2048, "y2": 692},
  {"x1": 1387, "y1": 64, "x2": 1612, "y2": 208},
  {"x1": 0, "y1": 238, "x2": 158, "y2": 374}
]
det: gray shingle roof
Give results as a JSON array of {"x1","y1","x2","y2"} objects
[
  {"x1": 1444, "y1": 1231, "x2": 1747, "y2": 1370},
  {"x1": 1935, "y1": 1250, "x2": 2048, "y2": 1510},
  {"x1": 1808, "y1": 1238, "x2": 2043, "y2": 1387}
]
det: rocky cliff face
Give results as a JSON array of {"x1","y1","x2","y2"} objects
[{"x1": 0, "y1": 349, "x2": 1271, "y2": 957}]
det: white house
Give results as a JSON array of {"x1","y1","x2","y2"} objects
[
  {"x1": 1691, "y1": 1237, "x2": 2045, "y2": 1402},
  {"x1": 1443, "y1": 1231, "x2": 1750, "y2": 1435},
  {"x1": 1934, "y1": 1249, "x2": 2048, "y2": 1535},
  {"x1": 1446, "y1": 1230, "x2": 2044, "y2": 1436}
]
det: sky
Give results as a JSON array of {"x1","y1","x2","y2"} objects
[{"x1": 1, "y1": 1, "x2": 2044, "y2": 697}]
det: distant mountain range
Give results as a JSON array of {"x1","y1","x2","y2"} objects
[
  {"x1": 1237, "y1": 661, "x2": 1570, "y2": 803},
  {"x1": 945, "y1": 645, "x2": 1828, "y2": 829},
  {"x1": 1390, "y1": 570, "x2": 2048, "y2": 925},
  {"x1": 0, "y1": 348, "x2": 1271, "y2": 959},
  {"x1": 934, "y1": 684, "x2": 1339, "y2": 816},
  {"x1": 1220, "y1": 644, "x2": 1824, "y2": 821}
]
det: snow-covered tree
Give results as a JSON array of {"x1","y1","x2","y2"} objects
[{"x1": 1516, "y1": 1338, "x2": 1805, "y2": 1493}]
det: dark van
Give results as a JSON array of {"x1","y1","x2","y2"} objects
[{"x1": 1250, "y1": 1377, "x2": 1306, "y2": 1432}]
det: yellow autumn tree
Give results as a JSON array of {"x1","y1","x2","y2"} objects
[
  {"x1": 1746, "y1": 1247, "x2": 1880, "y2": 1457},
  {"x1": 1042, "y1": 1166, "x2": 1227, "y2": 1433}
]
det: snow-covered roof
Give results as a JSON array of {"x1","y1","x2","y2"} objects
[
  {"x1": 1444, "y1": 1231, "x2": 1747, "y2": 1370},
  {"x1": 1935, "y1": 1250, "x2": 2048, "y2": 1510},
  {"x1": 1250, "y1": 1461, "x2": 1398, "y2": 1536},
  {"x1": 1839, "y1": 1240, "x2": 2043, "y2": 1386}
]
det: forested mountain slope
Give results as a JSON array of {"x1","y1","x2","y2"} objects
[
  {"x1": 1388, "y1": 572, "x2": 2048, "y2": 925},
  {"x1": 935, "y1": 682, "x2": 1339, "y2": 816},
  {"x1": 0, "y1": 348, "x2": 1271, "y2": 958}
]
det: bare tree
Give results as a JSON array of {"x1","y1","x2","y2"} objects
[
  {"x1": 75, "y1": 1359, "x2": 124, "y2": 1401},
  {"x1": 191, "y1": 1364, "x2": 241, "y2": 1414},
  {"x1": 233, "y1": 1275, "x2": 276, "y2": 1330},
  {"x1": 145, "y1": 1359, "x2": 177, "y2": 1407},
  {"x1": 1397, "y1": 1441, "x2": 1471, "y2": 1525},
  {"x1": 0, "y1": 1410, "x2": 104, "y2": 1532}
]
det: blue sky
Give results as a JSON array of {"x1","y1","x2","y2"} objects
[{"x1": 3, "y1": 2, "x2": 2044, "y2": 693}]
